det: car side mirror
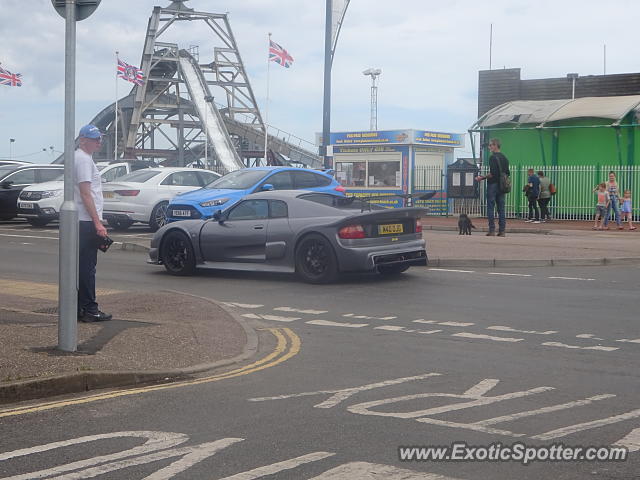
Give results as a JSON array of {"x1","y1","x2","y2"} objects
[
  {"x1": 1, "y1": 180, "x2": 13, "y2": 189},
  {"x1": 261, "y1": 183, "x2": 274, "y2": 191},
  {"x1": 213, "y1": 210, "x2": 225, "y2": 224},
  {"x1": 101, "y1": 177, "x2": 107, "y2": 183}
]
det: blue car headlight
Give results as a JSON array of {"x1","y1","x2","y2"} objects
[{"x1": 200, "y1": 197, "x2": 229, "y2": 207}]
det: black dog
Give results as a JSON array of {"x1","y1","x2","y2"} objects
[{"x1": 458, "y1": 213, "x2": 476, "y2": 235}]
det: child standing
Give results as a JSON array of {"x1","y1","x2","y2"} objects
[
  {"x1": 620, "y1": 190, "x2": 636, "y2": 230},
  {"x1": 593, "y1": 183, "x2": 610, "y2": 230}
]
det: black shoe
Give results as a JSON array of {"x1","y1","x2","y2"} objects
[
  {"x1": 80, "y1": 311, "x2": 112, "y2": 323},
  {"x1": 497, "y1": 231, "x2": 506, "y2": 237},
  {"x1": 486, "y1": 231, "x2": 496, "y2": 236}
]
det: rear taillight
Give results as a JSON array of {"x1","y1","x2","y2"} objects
[
  {"x1": 338, "y1": 224, "x2": 366, "y2": 239},
  {"x1": 416, "y1": 219, "x2": 423, "y2": 233},
  {"x1": 114, "y1": 190, "x2": 140, "y2": 196},
  {"x1": 334, "y1": 185, "x2": 346, "y2": 193}
]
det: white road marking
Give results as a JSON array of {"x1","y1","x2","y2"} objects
[
  {"x1": 240, "y1": 313, "x2": 299, "y2": 322},
  {"x1": 428, "y1": 268, "x2": 475, "y2": 273},
  {"x1": 463, "y1": 379, "x2": 500, "y2": 397},
  {"x1": 475, "y1": 394, "x2": 616, "y2": 426},
  {"x1": 614, "y1": 427, "x2": 640, "y2": 453},
  {"x1": 249, "y1": 373, "x2": 442, "y2": 409},
  {"x1": 438, "y1": 321, "x2": 474, "y2": 327},
  {"x1": 274, "y1": 306, "x2": 327, "y2": 315},
  {"x1": 219, "y1": 452, "x2": 335, "y2": 480},
  {"x1": 616, "y1": 338, "x2": 640, "y2": 344},
  {"x1": 548, "y1": 276, "x2": 595, "y2": 281},
  {"x1": 418, "y1": 330, "x2": 443, "y2": 334},
  {"x1": 241, "y1": 313, "x2": 262, "y2": 319},
  {"x1": 374, "y1": 325, "x2": 406, "y2": 331},
  {"x1": 413, "y1": 319, "x2": 436, "y2": 324},
  {"x1": 533, "y1": 409, "x2": 640, "y2": 440},
  {"x1": 0, "y1": 233, "x2": 57, "y2": 240},
  {"x1": 488, "y1": 272, "x2": 532, "y2": 277},
  {"x1": 576, "y1": 333, "x2": 604, "y2": 340},
  {"x1": 453, "y1": 332, "x2": 524, "y2": 343},
  {"x1": 541, "y1": 342, "x2": 618, "y2": 352},
  {"x1": 306, "y1": 320, "x2": 368, "y2": 328},
  {"x1": 223, "y1": 303, "x2": 264, "y2": 309},
  {"x1": 21, "y1": 242, "x2": 32, "y2": 245},
  {"x1": 487, "y1": 325, "x2": 557, "y2": 335},
  {"x1": 343, "y1": 313, "x2": 397, "y2": 320},
  {"x1": 309, "y1": 462, "x2": 461, "y2": 479}
]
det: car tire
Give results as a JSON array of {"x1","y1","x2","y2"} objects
[
  {"x1": 107, "y1": 218, "x2": 133, "y2": 231},
  {"x1": 377, "y1": 264, "x2": 410, "y2": 276},
  {"x1": 295, "y1": 233, "x2": 339, "y2": 284},
  {"x1": 160, "y1": 230, "x2": 196, "y2": 276},
  {"x1": 149, "y1": 201, "x2": 169, "y2": 232},
  {"x1": 27, "y1": 218, "x2": 49, "y2": 227}
]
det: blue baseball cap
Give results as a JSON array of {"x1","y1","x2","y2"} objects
[{"x1": 78, "y1": 124, "x2": 102, "y2": 139}]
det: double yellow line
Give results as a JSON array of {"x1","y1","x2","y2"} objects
[{"x1": 0, "y1": 327, "x2": 300, "y2": 419}]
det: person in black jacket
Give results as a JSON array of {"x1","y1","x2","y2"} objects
[{"x1": 475, "y1": 138, "x2": 510, "y2": 236}]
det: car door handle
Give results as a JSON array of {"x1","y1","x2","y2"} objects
[{"x1": 253, "y1": 225, "x2": 264, "y2": 230}]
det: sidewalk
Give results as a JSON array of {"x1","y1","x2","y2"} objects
[{"x1": 0, "y1": 283, "x2": 256, "y2": 405}]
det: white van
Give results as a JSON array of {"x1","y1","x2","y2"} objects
[{"x1": 17, "y1": 162, "x2": 131, "y2": 227}]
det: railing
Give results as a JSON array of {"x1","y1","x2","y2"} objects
[{"x1": 412, "y1": 165, "x2": 640, "y2": 219}]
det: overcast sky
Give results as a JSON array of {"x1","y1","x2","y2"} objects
[{"x1": 1, "y1": 0, "x2": 639, "y2": 162}]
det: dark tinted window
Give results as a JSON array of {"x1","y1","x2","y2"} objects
[
  {"x1": 162, "y1": 171, "x2": 201, "y2": 186},
  {"x1": 294, "y1": 171, "x2": 331, "y2": 188},
  {"x1": 39, "y1": 168, "x2": 63, "y2": 182},
  {"x1": 264, "y1": 171, "x2": 293, "y2": 190},
  {"x1": 299, "y1": 193, "x2": 385, "y2": 210},
  {"x1": 198, "y1": 171, "x2": 220, "y2": 185},
  {"x1": 270, "y1": 200, "x2": 288, "y2": 218},
  {"x1": 205, "y1": 169, "x2": 267, "y2": 189},
  {"x1": 5, "y1": 169, "x2": 36, "y2": 185},
  {"x1": 227, "y1": 199, "x2": 269, "y2": 220},
  {"x1": 117, "y1": 170, "x2": 161, "y2": 183}
]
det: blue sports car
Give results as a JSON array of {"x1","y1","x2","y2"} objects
[{"x1": 166, "y1": 167, "x2": 345, "y2": 222}]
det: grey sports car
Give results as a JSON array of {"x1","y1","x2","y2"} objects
[{"x1": 148, "y1": 190, "x2": 428, "y2": 283}]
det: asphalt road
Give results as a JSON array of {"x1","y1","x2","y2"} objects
[{"x1": 1, "y1": 223, "x2": 639, "y2": 479}]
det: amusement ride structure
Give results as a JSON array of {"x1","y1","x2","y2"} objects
[{"x1": 69, "y1": 0, "x2": 321, "y2": 171}]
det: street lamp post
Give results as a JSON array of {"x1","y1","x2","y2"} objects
[
  {"x1": 9, "y1": 138, "x2": 15, "y2": 160},
  {"x1": 363, "y1": 68, "x2": 381, "y2": 131},
  {"x1": 567, "y1": 73, "x2": 579, "y2": 100}
]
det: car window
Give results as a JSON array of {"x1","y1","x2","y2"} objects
[
  {"x1": 38, "y1": 168, "x2": 63, "y2": 182},
  {"x1": 117, "y1": 170, "x2": 161, "y2": 183},
  {"x1": 270, "y1": 200, "x2": 288, "y2": 218},
  {"x1": 293, "y1": 171, "x2": 330, "y2": 188},
  {"x1": 5, "y1": 169, "x2": 36, "y2": 185},
  {"x1": 162, "y1": 171, "x2": 201, "y2": 186},
  {"x1": 102, "y1": 166, "x2": 128, "y2": 183},
  {"x1": 197, "y1": 171, "x2": 220, "y2": 186},
  {"x1": 227, "y1": 199, "x2": 269, "y2": 220},
  {"x1": 264, "y1": 171, "x2": 293, "y2": 190},
  {"x1": 205, "y1": 169, "x2": 267, "y2": 189}
]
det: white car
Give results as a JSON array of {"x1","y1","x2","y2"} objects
[
  {"x1": 17, "y1": 162, "x2": 131, "y2": 227},
  {"x1": 102, "y1": 167, "x2": 220, "y2": 231}
]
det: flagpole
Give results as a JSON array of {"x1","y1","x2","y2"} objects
[
  {"x1": 115, "y1": 51, "x2": 119, "y2": 161},
  {"x1": 263, "y1": 32, "x2": 272, "y2": 166}
]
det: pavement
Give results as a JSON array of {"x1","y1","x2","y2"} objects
[{"x1": 1, "y1": 215, "x2": 638, "y2": 405}]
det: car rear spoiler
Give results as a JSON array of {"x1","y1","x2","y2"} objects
[{"x1": 343, "y1": 191, "x2": 437, "y2": 212}]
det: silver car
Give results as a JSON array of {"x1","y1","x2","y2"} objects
[{"x1": 148, "y1": 190, "x2": 427, "y2": 283}]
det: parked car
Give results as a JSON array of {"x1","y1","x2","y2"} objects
[
  {"x1": 149, "y1": 190, "x2": 427, "y2": 283},
  {"x1": 17, "y1": 162, "x2": 131, "y2": 227},
  {"x1": 0, "y1": 164, "x2": 64, "y2": 221},
  {"x1": 166, "y1": 167, "x2": 346, "y2": 223},
  {"x1": 102, "y1": 167, "x2": 221, "y2": 231}
]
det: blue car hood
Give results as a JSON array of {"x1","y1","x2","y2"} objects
[{"x1": 173, "y1": 188, "x2": 242, "y2": 203}]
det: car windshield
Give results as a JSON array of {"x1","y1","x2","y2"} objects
[
  {"x1": 299, "y1": 193, "x2": 386, "y2": 210},
  {"x1": 0, "y1": 166, "x2": 18, "y2": 179},
  {"x1": 116, "y1": 170, "x2": 161, "y2": 183},
  {"x1": 204, "y1": 169, "x2": 268, "y2": 189}
]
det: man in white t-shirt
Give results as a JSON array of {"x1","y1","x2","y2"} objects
[{"x1": 75, "y1": 124, "x2": 112, "y2": 322}]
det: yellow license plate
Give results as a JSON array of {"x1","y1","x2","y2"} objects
[
  {"x1": 103, "y1": 192, "x2": 114, "y2": 199},
  {"x1": 378, "y1": 223, "x2": 403, "y2": 235}
]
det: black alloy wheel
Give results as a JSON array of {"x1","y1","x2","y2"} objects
[
  {"x1": 295, "y1": 233, "x2": 338, "y2": 284},
  {"x1": 149, "y1": 201, "x2": 169, "y2": 232},
  {"x1": 160, "y1": 231, "x2": 196, "y2": 276}
]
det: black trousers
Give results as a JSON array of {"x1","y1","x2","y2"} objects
[
  {"x1": 527, "y1": 196, "x2": 540, "y2": 220},
  {"x1": 78, "y1": 221, "x2": 99, "y2": 315},
  {"x1": 538, "y1": 197, "x2": 551, "y2": 220}
]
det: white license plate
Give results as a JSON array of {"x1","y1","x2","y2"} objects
[
  {"x1": 19, "y1": 202, "x2": 34, "y2": 209},
  {"x1": 103, "y1": 192, "x2": 114, "y2": 199},
  {"x1": 172, "y1": 210, "x2": 191, "y2": 217}
]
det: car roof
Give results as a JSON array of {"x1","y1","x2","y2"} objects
[
  {"x1": 0, "y1": 163, "x2": 62, "y2": 176},
  {"x1": 242, "y1": 190, "x2": 328, "y2": 201},
  {"x1": 240, "y1": 166, "x2": 331, "y2": 175},
  {"x1": 143, "y1": 167, "x2": 217, "y2": 174}
]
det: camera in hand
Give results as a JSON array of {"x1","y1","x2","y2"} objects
[{"x1": 97, "y1": 235, "x2": 114, "y2": 252}]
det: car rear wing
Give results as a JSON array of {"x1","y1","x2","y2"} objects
[{"x1": 342, "y1": 191, "x2": 436, "y2": 212}]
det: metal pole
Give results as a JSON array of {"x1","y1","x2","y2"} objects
[
  {"x1": 489, "y1": 23, "x2": 493, "y2": 70},
  {"x1": 264, "y1": 33, "x2": 271, "y2": 166},
  {"x1": 58, "y1": 0, "x2": 78, "y2": 352},
  {"x1": 115, "y1": 51, "x2": 118, "y2": 161},
  {"x1": 321, "y1": 0, "x2": 332, "y2": 169},
  {"x1": 9, "y1": 139, "x2": 14, "y2": 160}
]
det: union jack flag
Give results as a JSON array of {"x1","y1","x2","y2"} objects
[
  {"x1": 269, "y1": 40, "x2": 294, "y2": 68},
  {"x1": 0, "y1": 64, "x2": 22, "y2": 87},
  {"x1": 117, "y1": 58, "x2": 144, "y2": 85}
]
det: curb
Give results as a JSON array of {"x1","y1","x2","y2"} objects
[
  {"x1": 114, "y1": 241, "x2": 150, "y2": 253},
  {"x1": 429, "y1": 257, "x2": 640, "y2": 268},
  {"x1": 0, "y1": 295, "x2": 260, "y2": 405}
]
